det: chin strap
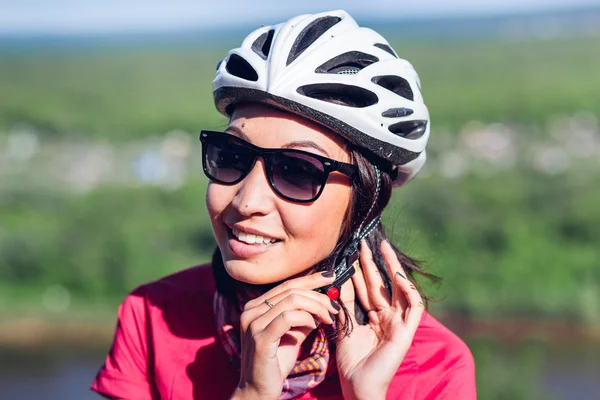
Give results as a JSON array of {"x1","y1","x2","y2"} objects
[
  {"x1": 317, "y1": 166, "x2": 382, "y2": 300},
  {"x1": 353, "y1": 165, "x2": 381, "y2": 239}
]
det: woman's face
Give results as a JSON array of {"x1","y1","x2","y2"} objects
[{"x1": 206, "y1": 103, "x2": 353, "y2": 285}]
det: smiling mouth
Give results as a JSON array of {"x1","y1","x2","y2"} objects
[{"x1": 229, "y1": 228, "x2": 281, "y2": 245}]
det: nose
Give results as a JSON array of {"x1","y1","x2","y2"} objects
[{"x1": 230, "y1": 158, "x2": 275, "y2": 216}]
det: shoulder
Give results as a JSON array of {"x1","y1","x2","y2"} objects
[
  {"x1": 91, "y1": 263, "x2": 218, "y2": 398},
  {"x1": 409, "y1": 312, "x2": 477, "y2": 399},
  {"x1": 129, "y1": 263, "x2": 215, "y2": 305},
  {"x1": 111, "y1": 263, "x2": 218, "y2": 357},
  {"x1": 116, "y1": 263, "x2": 215, "y2": 324},
  {"x1": 414, "y1": 311, "x2": 474, "y2": 368},
  {"x1": 142, "y1": 262, "x2": 215, "y2": 302}
]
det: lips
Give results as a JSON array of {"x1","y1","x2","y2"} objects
[
  {"x1": 231, "y1": 228, "x2": 278, "y2": 245},
  {"x1": 226, "y1": 227, "x2": 281, "y2": 258}
]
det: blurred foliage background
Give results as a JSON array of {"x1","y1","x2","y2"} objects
[{"x1": 1, "y1": 9, "x2": 599, "y2": 400}]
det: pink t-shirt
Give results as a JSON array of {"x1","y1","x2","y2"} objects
[{"x1": 91, "y1": 264, "x2": 476, "y2": 399}]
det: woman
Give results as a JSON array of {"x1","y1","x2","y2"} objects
[{"x1": 92, "y1": 10, "x2": 476, "y2": 400}]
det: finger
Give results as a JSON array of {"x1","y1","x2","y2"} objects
[
  {"x1": 244, "y1": 289, "x2": 341, "y2": 325},
  {"x1": 240, "y1": 289, "x2": 339, "y2": 333},
  {"x1": 261, "y1": 310, "x2": 319, "y2": 344},
  {"x1": 381, "y1": 240, "x2": 409, "y2": 310},
  {"x1": 367, "y1": 310, "x2": 380, "y2": 326},
  {"x1": 249, "y1": 293, "x2": 335, "y2": 334},
  {"x1": 360, "y1": 239, "x2": 391, "y2": 309},
  {"x1": 393, "y1": 271, "x2": 424, "y2": 333},
  {"x1": 350, "y1": 258, "x2": 374, "y2": 312},
  {"x1": 359, "y1": 275, "x2": 423, "y2": 376},
  {"x1": 244, "y1": 271, "x2": 335, "y2": 311}
]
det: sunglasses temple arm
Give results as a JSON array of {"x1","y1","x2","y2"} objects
[{"x1": 335, "y1": 162, "x2": 358, "y2": 178}]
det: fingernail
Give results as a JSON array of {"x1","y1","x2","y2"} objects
[
  {"x1": 321, "y1": 270, "x2": 334, "y2": 278},
  {"x1": 331, "y1": 300, "x2": 341, "y2": 311},
  {"x1": 329, "y1": 312, "x2": 336, "y2": 321},
  {"x1": 396, "y1": 271, "x2": 407, "y2": 280},
  {"x1": 314, "y1": 318, "x2": 320, "y2": 328}
]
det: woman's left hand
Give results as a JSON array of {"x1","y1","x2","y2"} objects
[{"x1": 335, "y1": 240, "x2": 424, "y2": 400}]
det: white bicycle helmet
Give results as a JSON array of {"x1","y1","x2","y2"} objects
[{"x1": 213, "y1": 9, "x2": 430, "y2": 187}]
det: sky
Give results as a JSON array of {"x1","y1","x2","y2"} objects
[{"x1": 0, "y1": 0, "x2": 599, "y2": 35}]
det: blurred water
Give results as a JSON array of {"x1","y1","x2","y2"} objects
[
  {"x1": 0, "y1": 342, "x2": 599, "y2": 400},
  {"x1": 0, "y1": 347, "x2": 101, "y2": 400},
  {"x1": 541, "y1": 346, "x2": 600, "y2": 400}
]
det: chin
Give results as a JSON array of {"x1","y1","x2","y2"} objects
[{"x1": 222, "y1": 259, "x2": 281, "y2": 285}]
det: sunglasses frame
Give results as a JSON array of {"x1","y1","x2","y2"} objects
[{"x1": 199, "y1": 130, "x2": 358, "y2": 203}]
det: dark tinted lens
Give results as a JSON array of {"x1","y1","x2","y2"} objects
[
  {"x1": 204, "y1": 137, "x2": 254, "y2": 183},
  {"x1": 271, "y1": 152, "x2": 326, "y2": 201}
]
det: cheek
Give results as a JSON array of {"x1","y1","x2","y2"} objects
[
  {"x1": 206, "y1": 183, "x2": 231, "y2": 225},
  {"x1": 284, "y1": 185, "x2": 351, "y2": 254}
]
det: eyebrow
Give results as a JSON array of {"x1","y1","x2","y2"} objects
[
  {"x1": 224, "y1": 126, "x2": 331, "y2": 157},
  {"x1": 225, "y1": 125, "x2": 250, "y2": 141},
  {"x1": 281, "y1": 141, "x2": 330, "y2": 157}
]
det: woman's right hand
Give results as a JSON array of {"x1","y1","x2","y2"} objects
[{"x1": 230, "y1": 271, "x2": 340, "y2": 400}]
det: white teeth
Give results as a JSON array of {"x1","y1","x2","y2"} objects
[{"x1": 231, "y1": 228, "x2": 276, "y2": 245}]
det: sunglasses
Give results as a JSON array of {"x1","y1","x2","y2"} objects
[{"x1": 199, "y1": 130, "x2": 357, "y2": 203}]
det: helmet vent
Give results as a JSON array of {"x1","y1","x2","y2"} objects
[
  {"x1": 297, "y1": 83, "x2": 378, "y2": 108},
  {"x1": 388, "y1": 120, "x2": 427, "y2": 139},
  {"x1": 372, "y1": 75, "x2": 414, "y2": 101},
  {"x1": 336, "y1": 69, "x2": 360, "y2": 75},
  {"x1": 374, "y1": 43, "x2": 398, "y2": 58},
  {"x1": 382, "y1": 108, "x2": 414, "y2": 118},
  {"x1": 251, "y1": 29, "x2": 275, "y2": 60},
  {"x1": 315, "y1": 51, "x2": 379, "y2": 74},
  {"x1": 226, "y1": 54, "x2": 259, "y2": 82},
  {"x1": 286, "y1": 16, "x2": 342, "y2": 66}
]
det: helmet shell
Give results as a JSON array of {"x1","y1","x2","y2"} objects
[{"x1": 213, "y1": 10, "x2": 430, "y2": 187}]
